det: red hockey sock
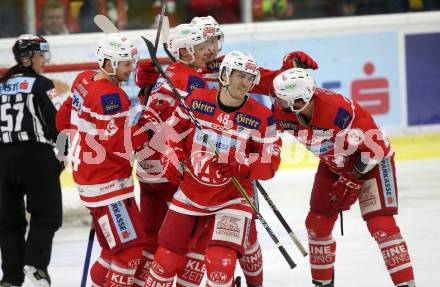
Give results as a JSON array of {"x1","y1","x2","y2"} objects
[
  {"x1": 133, "y1": 250, "x2": 155, "y2": 287},
  {"x1": 239, "y1": 241, "x2": 263, "y2": 286},
  {"x1": 205, "y1": 246, "x2": 237, "y2": 287},
  {"x1": 90, "y1": 249, "x2": 113, "y2": 287},
  {"x1": 105, "y1": 258, "x2": 137, "y2": 287},
  {"x1": 176, "y1": 252, "x2": 205, "y2": 287},
  {"x1": 144, "y1": 246, "x2": 186, "y2": 287},
  {"x1": 305, "y1": 211, "x2": 337, "y2": 285},
  {"x1": 367, "y1": 216, "x2": 415, "y2": 286}
]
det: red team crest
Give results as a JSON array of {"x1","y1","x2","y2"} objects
[{"x1": 190, "y1": 150, "x2": 230, "y2": 186}]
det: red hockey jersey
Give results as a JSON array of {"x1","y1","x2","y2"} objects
[
  {"x1": 136, "y1": 62, "x2": 208, "y2": 184},
  {"x1": 166, "y1": 88, "x2": 282, "y2": 217},
  {"x1": 56, "y1": 70, "x2": 96, "y2": 132},
  {"x1": 274, "y1": 88, "x2": 391, "y2": 174},
  {"x1": 72, "y1": 77, "x2": 148, "y2": 207}
]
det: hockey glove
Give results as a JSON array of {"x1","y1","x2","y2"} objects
[
  {"x1": 138, "y1": 98, "x2": 173, "y2": 126},
  {"x1": 135, "y1": 59, "x2": 160, "y2": 88},
  {"x1": 149, "y1": 98, "x2": 174, "y2": 121},
  {"x1": 282, "y1": 51, "x2": 318, "y2": 70},
  {"x1": 214, "y1": 153, "x2": 252, "y2": 179},
  {"x1": 160, "y1": 148, "x2": 187, "y2": 186},
  {"x1": 329, "y1": 170, "x2": 363, "y2": 211}
]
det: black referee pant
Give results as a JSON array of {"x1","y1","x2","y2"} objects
[{"x1": 0, "y1": 142, "x2": 62, "y2": 285}]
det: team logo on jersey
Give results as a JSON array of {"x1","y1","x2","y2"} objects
[
  {"x1": 277, "y1": 120, "x2": 298, "y2": 131},
  {"x1": 207, "y1": 58, "x2": 222, "y2": 72},
  {"x1": 72, "y1": 90, "x2": 84, "y2": 113},
  {"x1": 334, "y1": 107, "x2": 352, "y2": 129},
  {"x1": 187, "y1": 75, "x2": 205, "y2": 93},
  {"x1": 234, "y1": 112, "x2": 261, "y2": 129},
  {"x1": 190, "y1": 150, "x2": 230, "y2": 186},
  {"x1": 101, "y1": 93, "x2": 122, "y2": 114},
  {"x1": 109, "y1": 201, "x2": 137, "y2": 243},
  {"x1": 0, "y1": 77, "x2": 35, "y2": 95},
  {"x1": 191, "y1": 99, "x2": 216, "y2": 116}
]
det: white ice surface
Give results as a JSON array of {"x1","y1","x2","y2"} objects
[{"x1": 4, "y1": 159, "x2": 439, "y2": 286}]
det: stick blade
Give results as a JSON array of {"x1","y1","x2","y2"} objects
[
  {"x1": 162, "y1": 16, "x2": 170, "y2": 44},
  {"x1": 94, "y1": 15, "x2": 119, "y2": 34},
  {"x1": 142, "y1": 36, "x2": 155, "y2": 57}
]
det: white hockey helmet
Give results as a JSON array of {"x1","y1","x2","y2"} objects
[
  {"x1": 167, "y1": 23, "x2": 208, "y2": 64},
  {"x1": 96, "y1": 33, "x2": 138, "y2": 76},
  {"x1": 190, "y1": 15, "x2": 224, "y2": 51},
  {"x1": 273, "y1": 68, "x2": 316, "y2": 113},
  {"x1": 219, "y1": 51, "x2": 260, "y2": 89}
]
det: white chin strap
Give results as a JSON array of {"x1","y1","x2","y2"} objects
[
  {"x1": 177, "y1": 48, "x2": 195, "y2": 65},
  {"x1": 100, "y1": 60, "x2": 117, "y2": 76},
  {"x1": 289, "y1": 99, "x2": 310, "y2": 114}
]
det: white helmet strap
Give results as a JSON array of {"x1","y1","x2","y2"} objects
[
  {"x1": 289, "y1": 96, "x2": 313, "y2": 113},
  {"x1": 177, "y1": 47, "x2": 195, "y2": 65}
]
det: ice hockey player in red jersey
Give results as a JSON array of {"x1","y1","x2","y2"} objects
[
  {"x1": 135, "y1": 22, "x2": 213, "y2": 286},
  {"x1": 272, "y1": 68, "x2": 416, "y2": 287},
  {"x1": 58, "y1": 33, "x2": 153, "y2": 287},
  {"x1": 193, "y1": 15, "x2": 318, "y2": 93},
  {"x1": 143, "y1": 50, "x2": 282, "y2": 287},
  {"x1": 190, "y1": 15, "x2": 318, "y2": 287}
]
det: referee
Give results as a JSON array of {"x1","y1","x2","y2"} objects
[{"x1": 0, "y1": 34, "x2": 63, "y2": 287}]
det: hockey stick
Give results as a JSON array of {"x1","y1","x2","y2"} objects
[
  {"x1": 255, "y1": 180, "x2": 308, "y2": 257},
  {"x1": 93, "y1": 14, "x2": 119, "y2": 33},
  {"x1": 80, "y1": 224, "x2": 95, "y2": 287},
  {"x1": 161, "y1": 15, "x2": 175, "y2": 62},
  {"x1": 340, "y1": 210, "x2": 344, "y2": 236},
  {"x1": 154, "y1": 0, "x2": 167, "y2": 50},
  {"x1": 142, "y1": 36, "x2": 296, "y2": 269}
]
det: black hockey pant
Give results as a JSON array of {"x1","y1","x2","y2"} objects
[{"x1": 0, "y1": 142, "x2": 62, "y2": 285}]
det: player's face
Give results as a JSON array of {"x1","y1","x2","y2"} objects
[
  {"x1": 193, "y1": 40, "x2": 213, "y2": 68},
  {"x1": 206, "y1": 36, "x2": 219, "y2": 62},
  {"x1": 31, "y1": 51, "x2": 48, "y2": 74},
  {"x1": 116, "y1": 60, "x2": 135, "y2": 82},
  {"x1": 228, "y1": 70, "x2": 255, "y2": 99}
]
